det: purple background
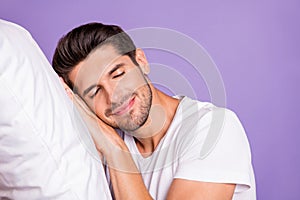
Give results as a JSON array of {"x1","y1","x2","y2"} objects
[{"x1": 1, "y1": 0, "x2": 299, "y2": 199}]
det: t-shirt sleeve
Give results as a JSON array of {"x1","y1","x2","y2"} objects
[{"x1": 174, "y1": 108, "x2": 254, "y2": 193}]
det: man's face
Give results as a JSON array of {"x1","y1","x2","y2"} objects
[{"x1": 69, "y1": 45, "x2": 152, "y2": 132}]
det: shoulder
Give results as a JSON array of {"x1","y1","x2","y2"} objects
[
  {"x1": 175, "y1": 97, "x2": 251, "y2": 160},
  {"x1": 174, "y1": 98, "x2": 255, "y2": 194}
]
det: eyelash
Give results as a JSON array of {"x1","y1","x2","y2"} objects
[
  {"x1": 89, "y1": 71, "x2": 125, "y2": 98},
  {"x1": 90, "y1": 87, "x2": 101, "y2": 98},
  {"x1": 113, "y1": 71, "x2": 125, "y2": 79}
]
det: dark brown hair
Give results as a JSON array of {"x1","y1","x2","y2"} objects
[{"x1": 52, "y1": 22, "x2": 138, "y2": 88}]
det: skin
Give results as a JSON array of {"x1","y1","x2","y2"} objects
[
  {"x1": 65, "y1": 45, "x2": 236, "y2": 199},
  {"x1": 70, "y1": 45, "x2": 153, "y2": 133}
]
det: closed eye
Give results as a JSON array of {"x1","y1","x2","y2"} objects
[
  {"x1": 89, "y1": 87, "x2": 101, "y2": 98},
  {"x1": 109, "y1": 63, "x2": 125, "y2": 79},
  {"x1": 112, "y1": 71, "x2": 125, "y2": 79}
]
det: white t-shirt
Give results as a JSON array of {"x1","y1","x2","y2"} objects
[{"x1": 124, "y1": 96, "x2": 256, "y2": 200}]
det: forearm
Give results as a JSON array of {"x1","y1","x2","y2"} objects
[
  {"x1": 102, "y1": 141, "x2": 153, "y2": 200},
  {"x1": 69, "y1": 93, "x2": 151, "y2": 199}
]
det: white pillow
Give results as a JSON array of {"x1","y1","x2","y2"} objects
[{"x1": 0, "y1": 19, "x2": 111, "y2": 200}]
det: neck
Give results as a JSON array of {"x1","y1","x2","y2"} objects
[{"x1": 130, "y1": 87, "x2": 179, "y2": 157}]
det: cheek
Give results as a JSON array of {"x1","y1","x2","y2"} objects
[
  {"x1": 116, "y1": 69, "x2": 147, "y2": 93},
  {"x1": 85, "y1": 97, "x2": 106, "y2": 120}
]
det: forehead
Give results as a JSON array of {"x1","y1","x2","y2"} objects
[{"x1": 69, "y1": 45, "x2": 122, "y2": 93}]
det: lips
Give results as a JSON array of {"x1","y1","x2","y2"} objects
[{"x1": 112, "y1": 96, "x2": 135, "y2": 116}]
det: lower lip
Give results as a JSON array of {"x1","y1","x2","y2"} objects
[{"x1": 114, "y1": 97, "x2": 135, "y2": 116}]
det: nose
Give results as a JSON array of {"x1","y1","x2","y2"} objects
[{"x1": 102, "y1": 82, "x2": 122, "y2": 106}]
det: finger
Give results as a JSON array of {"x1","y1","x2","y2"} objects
[
  {"x1": 59, "y1": 77, "x2": 74, "y2": 100},
  {"x1": 59, "y1": 77, "x2": 68, "y2": 88},
  {"x1": 73, "y1": 94, "x2": 94, "y2": 116}
]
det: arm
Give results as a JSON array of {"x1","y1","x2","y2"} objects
[
  {"x1": 61, "y1": 80, "x2": 243, "y2": 200},
  {"x1": 102, "y1": 139, "x2": 152, "y2": 200},
  {"x1": 166, "y1": 108, "x2": 253, "y2": 199},
  {"x1": 167, "y1": 179, "x2": 235, "y2": 200},
  {"x1": 75, "y1": 92, "x2": 234, "y2": 200},
  {"x1": 67, "y1": 86, "x2": 152, "y2": 200}
]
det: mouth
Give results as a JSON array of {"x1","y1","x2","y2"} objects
[{"x1": 111, "y1": 95, "x2": 136, "y2": 116}]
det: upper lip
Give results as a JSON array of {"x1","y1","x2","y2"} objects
[{"x1": 111, "y1": 95, "x2": 135, "y2": 116}]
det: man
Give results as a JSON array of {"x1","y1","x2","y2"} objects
[{"x1": 52, "y1": 22, "x2": 256, "y2": 199}]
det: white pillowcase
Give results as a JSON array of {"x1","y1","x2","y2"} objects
[{"x1": 0, "y1": 19, "x2": 111, "y2": 199}]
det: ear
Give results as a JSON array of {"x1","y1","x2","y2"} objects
[{"x1": 135, "y1": 48, "x2": 150, "y2": 74}]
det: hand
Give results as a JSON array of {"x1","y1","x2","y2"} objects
[
  {"x1": 59, "y1": 77, "x2": 123, "y2": 156},
  {"x1": 59, "y1": 77, "x2": 74, "y2": 100},
  {"x1": 60, "y1": 77, "x2": 153, "y2": 200}
]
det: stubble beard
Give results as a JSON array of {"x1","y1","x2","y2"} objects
[{"x1": 110, "y1": 83, "x2": 152, "y2": 132}]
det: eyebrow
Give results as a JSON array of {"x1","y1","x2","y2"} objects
[{"x1": 82, "y1": 63, "x2": 126, "y2": 97}]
